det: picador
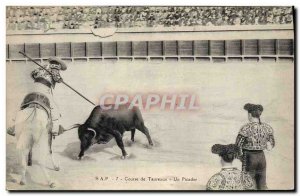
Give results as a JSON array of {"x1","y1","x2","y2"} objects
[
  {"x1": 7, "y1": 57, "x2": 68, "y2": 164},
  {"x1": 6, "y1": 56, "x2": 72, "y2": 187}
]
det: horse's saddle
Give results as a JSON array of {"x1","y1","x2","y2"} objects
[{"x1": 20, "y1": 92, "x2": 51, "y2": 117}]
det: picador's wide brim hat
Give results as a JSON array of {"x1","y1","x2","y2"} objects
[{"x1": 48, "y1": 57, "x2": 67, "y2": 70}]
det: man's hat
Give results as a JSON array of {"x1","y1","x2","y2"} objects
[
  {"x1": 48, "y1": 57, "x2": 67, "y2": 71},
  {"x1": 243, "y1": 103, "x2": 263, "y2": 113},
  {"x1": 211, "y1": 144, "x2": 239, "y2": 156}
]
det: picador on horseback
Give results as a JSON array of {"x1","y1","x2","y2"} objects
[
  {"x1": 8, "y1": 57, "x2": 67, "y2": 140},
  {"x1": 7, "y1": 57, "x2": 68, "y2": 187}
]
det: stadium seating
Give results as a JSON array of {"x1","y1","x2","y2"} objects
[{"x1": 6, "y1": 6, "x2": 294, "y2": 31}]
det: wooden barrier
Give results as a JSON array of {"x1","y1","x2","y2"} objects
[{"x1": 6, "y1": 39, "x2": 294, "y2": 63}]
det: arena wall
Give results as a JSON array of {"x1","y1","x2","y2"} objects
[{"x1": 6, "y1": 25, "x2": 294, "y2": 63}]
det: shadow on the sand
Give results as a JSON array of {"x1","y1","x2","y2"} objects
[
  {"x1": 109, "y1": 153, "x2": 137, "y2": 160},
  {"x1": 60, "y1": 140, "x2": 117, "y2": 160},
  {"x1": 60, "y1": 137, "x2": 159, "y2": 160},
  {"x1": 7, "y1": 143, "x2": 22, "y2": 176},
  {"x1": 6, "y1": 143, "x2": 49, "y2": 188}
]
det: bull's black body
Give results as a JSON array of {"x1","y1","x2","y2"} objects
[{"x1": 77, "y1": 105, "x2": 153, "y2": 159}]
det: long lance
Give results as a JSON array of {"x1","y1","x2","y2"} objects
[{"x1": 19, "y1": 51, "x2": 96, "y2": 106}]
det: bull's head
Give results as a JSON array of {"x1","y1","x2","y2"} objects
[{"x1": 77, "y1": 125, "x2": 97, "y2": 160}]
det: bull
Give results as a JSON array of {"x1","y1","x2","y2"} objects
[{"x1": 66, "y1": 105, "x2": 153, "y2": 159}]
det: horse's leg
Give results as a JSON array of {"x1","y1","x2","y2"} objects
[
  {"x1": 39, "y1": 164, "x2": 55, "y2": 188},
  {"x1": 136, "y1": 123, "x2": 153, "y2": 146},
  {"x1": 48, "y1": 133, "x2": 59, "y2": 171},
  {"x1": 131, "y1": 129, "x2": 135, "y2": 142},
  {"x1": 27, "y1": 149, "x2": 32, "y2": 166},
  {"x1": 37, "y1": 151, "x2": 56, "y2": 188},
  {"x1": 20, "y1": 148, "x2": 30, "y2": 185},
  {"x1": 36, "y1": 129, "x2": 55, "y2": 188},
  {"x1": 49, "y1": 153, "x2": 59, "y2": 171}
]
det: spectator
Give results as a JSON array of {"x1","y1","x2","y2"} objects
[{"x1": 6, "y1": 6, "x2": 294, "y2": 31}]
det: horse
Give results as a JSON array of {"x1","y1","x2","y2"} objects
[{"x1": 14, "y1": 101, "x2": 59, "y2": 188}]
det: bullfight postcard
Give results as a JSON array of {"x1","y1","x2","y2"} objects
[{"x1": 6, "y1": 6, "x2": 295, "y2": 191}]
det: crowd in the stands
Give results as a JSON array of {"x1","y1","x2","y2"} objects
[{"x1": 6, "y1": 6, "x2": 293, "y2": 31}]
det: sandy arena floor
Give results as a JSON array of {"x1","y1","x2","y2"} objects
[{"x1": 6, "y1": 60, "x2": 294, "y2": 190}]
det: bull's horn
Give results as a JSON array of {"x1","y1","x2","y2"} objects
[{"x1": 87, "y1": 128, "x2": 97, "y2": 140}]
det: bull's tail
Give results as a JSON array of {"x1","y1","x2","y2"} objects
[
  {"x1": 58, "y1": 123, "x2": 81, "y2": 135},
  {"x1": 65, "y1": 124, "x2": 81, "y2": 131}
]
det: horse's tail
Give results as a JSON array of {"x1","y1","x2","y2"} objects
[
  {"x1": 15, "y1": 107, "x2": 44, "y2": 151},
  {"x1": 11, "y1": 107, "x2": 38, "y2": 136},
  {"x1": 25, "y1": 106, "x2": 38, "y2": 122}
]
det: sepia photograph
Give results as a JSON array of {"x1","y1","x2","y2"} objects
[{"x1": 5, "y1": 4, "x2": 295, "y2": 191}]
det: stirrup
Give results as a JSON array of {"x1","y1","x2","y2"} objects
[
  {"x1": 7, "y1": 127, "x2": 15, "y2": 136},
  {"x1": 58, "y1": 125, "x2": 66, "y2": 135}
]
